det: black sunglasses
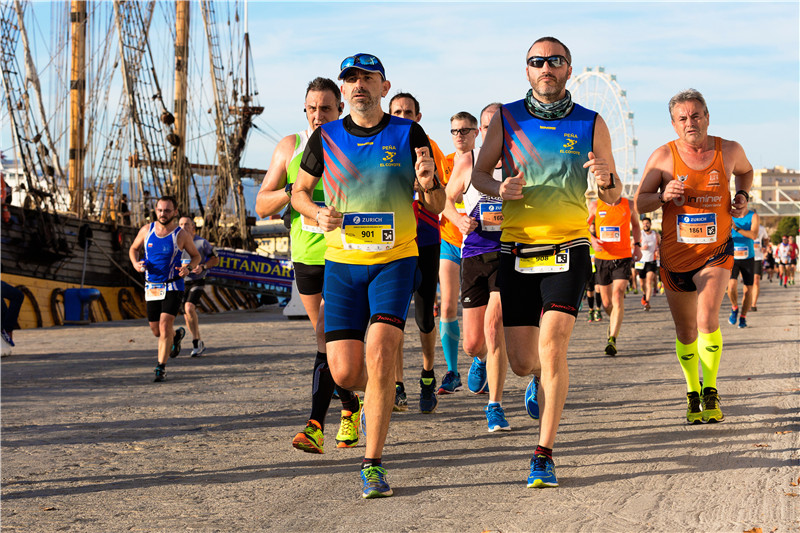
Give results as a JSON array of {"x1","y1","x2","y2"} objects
[
  {"x1": 450, "y1": 128, "x2": 476, "y2": 136},
  {"x1": 526, "y1": 55, "x2": 569, "y2": 68}
]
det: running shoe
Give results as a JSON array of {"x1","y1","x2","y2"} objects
[
  {"x1": 738, "y1": 316, "x2": 748, "y2": 328},
  {"x1": 485, "y1": 403, "x2": 511, "y2": 432},
  {"x1": 190, "y1": 339, "x2": 205, "y2": 357},
  {"x1": 605, "y1": 336, "x2": 617, "y2": 357},
  {"x1": 292, "y1": 420, "x2": 324, "y2": 453},
  {"x1": 169, "y1": 327, "x2": 185, "y2": 358},
  {"x1": 419, "y1": 376, "x2": 438, "y2": 413},
  {"x1": 1, "y1": 329, "x2": 14, "y2": 347},
  {"x1": 437, "y1": 371, "x2": 462, "y2": 395},
  {"x1": 701, "y1": 387, "x2": 724, "y2": 423},
  {"x1": 361, "y1": 465, "x2": 393, "y2": 499},
  {"x1": 467, "y1": 357, "x2": 489, "y2": 394},
  {"x1": 393, "y1": 385, "x2": 408, "y2": 412},
  {"x1": 335, "y1": 405, "x2": 360, "y2": 448},
  {"x1": 686, "y1": 391, "x2": 703, "y2": 425},
  {"x1": 525, "y1": 376, "x2": 540, "y2": 420},
  {"x1": 153, "y1": 366, "x2": 166, "y2": 382},
  {"x1": 727, "y1": 308, "x2": 738, "y2": 326},
  {"x1": 751, "y1": 306, "x2": 757, "y2": 312},
  {"x1": 586, "y1": 309, "x2": 594, "y2": 323},
  {"x1": 527, "y1": 454, "x2": 558, "y2": 488},
  {"x1": 593, "y1": 309, "x2": 602, "y2": 322}
]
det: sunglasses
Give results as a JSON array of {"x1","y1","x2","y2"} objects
[
  {"x1": 340, "y1": 54, "x2": 382, "y2": 72},
  {"x1": 526, "y1": 55, "x2": 569, "y2": 68},
  {"x1": 451, "y1": 128, "x2": 476, "y2": 136}
]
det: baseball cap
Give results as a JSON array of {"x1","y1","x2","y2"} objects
[{"x1": 338, "y1": 53, "x2": 386, "y2": 80}]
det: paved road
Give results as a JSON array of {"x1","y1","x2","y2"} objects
[{"x1": 2, "y1": 282, "x2": 798, "y2": 532}]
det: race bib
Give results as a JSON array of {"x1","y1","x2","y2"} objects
[
  {"x1": 734, "y1": 246, "x2": 749, "y2": 260},
  {"x1": 515, "y1": 250, "x2": 570, "y2": 274},
  {"x1": 341, "y1": 212, "x2": 394, "y2": 252},
  {"x1": 145, "y1": 282, "x2": 167, "y2": 301},
  {"x1": 635, "y1": 261, "x2": 645, "y2": 270},
  {"x1": 598, "y1": 226, "x2": 621, "y2": 242},
  {"x1": 301, "y1": 202, "x2": 327, "y2": 234},
  {"x1": 676, "y1": 213, "x2": 717, "y2": 244},
  {"x1": 479, "y1": 202, "x2": 503, "y2": 232}
]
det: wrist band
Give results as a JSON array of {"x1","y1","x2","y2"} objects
[
  {"x1": 735, "y1": 190, "x2": 750, "y2": 202},
  {"x1": 598, "y1": 172, "x2": 616, "y2": 191},
  {"x1": 658, "y1": 193, "x2": 666, "y2": 204}
]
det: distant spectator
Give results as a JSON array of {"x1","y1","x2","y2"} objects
[
  {"x1": 118, "y1": 193, "x2": 131, "y2": 226},
  {"x1": 1, "y1": 281, "x2": 24, "y2": 346}
]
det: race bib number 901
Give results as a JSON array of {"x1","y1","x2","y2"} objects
[{"x1": 341, "y1": 212, "x2": 395, "y2": 252}]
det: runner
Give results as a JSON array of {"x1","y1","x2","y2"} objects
[
  {"x1": 637, "y1": 217, "x2": 661, "y2": 311},
  {"x1": 788, "y1": 236, "x2": 798, "y2": 286},
  {"x1": 178, "y1": 217, "x2": 219, "y2": 356},
  {"x1": 749, "y1": 217, "x2": 768, "y2": 311},
  {"x1": 443, "y1": 102, "x2": 510, "y2": 432},
  {"x1": 388, "y1": 92, "x2": 447, "y2": 414},
  {"x1": 764, "y1": 238, "x2": 776, "y2": 283},
  {"x1": 437, "y1": 111, "x2": 479, "y2": 395},
  {"x1": 727, "y1": 208, "x2": 759, "y2": 328},
  {"x1": 129, "y1": 196, "x2": 200, "y2": 382},
  {"x1": 255, "y1": 77, "x2": 362, "y2": 454},
  {"x1": 291, "y1": 54, "x2": 438, "y2": 499},
  {"x1": 471, "y1": 37, "x2": 619, "y2": 487},
  {"x1": 634, "y1": 88, "x2": 753, "y2": 425},
  {"x1": 588, "y1": 196, "x2": 642, "y2": 355}
]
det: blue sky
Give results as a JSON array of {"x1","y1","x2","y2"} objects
[
  {"x1": 2, "y1": 1, "x2": 797, "y2": 212},
  {"x1": 244, "y1": 1, "x2": 799, "y2": 189}
]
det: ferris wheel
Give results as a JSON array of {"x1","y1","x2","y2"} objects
[{"x1": 567, "y1": 67, "x2": 638, "y2": 197}]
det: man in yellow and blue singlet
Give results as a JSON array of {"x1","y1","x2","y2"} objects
[
  {"x1": 472, "y1": 37, "x2": 620, "y2": 488},
  {"x1": 292, "y1": 53, "x2": 438, "y2": 499}
]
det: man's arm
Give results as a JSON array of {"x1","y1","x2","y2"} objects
[
  {"x1": 735, "y1": 212, "x2": 760, "y2": 240},
  {"x1": 635, "y1": 144, "x2": 674, "y2": 214},
  {"x1": 472, "y1": 112, "x2": 524, "y2": 200},
  {"x1": 588, "y1": 116, "x2": 621, "y2": 204},
  {"x1": 255, "y1": 134, "x2": 295, "y2": 218},
  {"x1": 726, "y1": 140, "x2": 754, "y2": 219},
  {"x1": 630, "y1": 203, "x2": 642, "y2": 261},
  {"x1": 128, "y1": 225, "x2": 149, "y2": 273},
  {"x1": 417, "y1": 139, "x2": 446, "y2": 214},
  {"x1": 444, "y1": 152, "x2": 478, "y2": 236},
  {"x1": 177, "y1": 231, "x2": 201, "y2": 277}
]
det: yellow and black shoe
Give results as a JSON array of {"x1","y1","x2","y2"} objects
[
  {"x1": 686, "y1": 391, "x2": 703, "y2": 424},
  {"x1": 335, "y1": 400, "x2": 361, "y2": 448},
  {"x1": 701, "y1": 387, "x2": 724, "y2": 423},
  {"x1": 605, "y1": 336, "x2": 617, "y2": 357},
  {"x1": 292, "y1": 420, "x2": 324, "y2": 453}
]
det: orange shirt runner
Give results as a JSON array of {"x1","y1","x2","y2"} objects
[
  {"x1": 594, "y1": 198, "x2": 632, "y2": 260},
  {"x1": 439, "y1": 152, "x2": 462, "y2": 247}
]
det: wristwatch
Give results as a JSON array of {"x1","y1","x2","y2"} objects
[
  {"x1": 284, "y1": 183, "x2": 293, "y2": 198},
  {"x1": 598, "y1": 172, "x2": 616, "y2": 191}
]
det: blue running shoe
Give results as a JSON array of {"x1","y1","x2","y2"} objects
[
  {"x1": 419, "y1": 376, "x2": 438, "y2": 413},
  {"x1": 728, "y1": 308, "x2": 738, "y2": 326},
  {"x1": 437, "y1": 371, "x2": 463, "y2": 395},
  {"x1": 361, "y1": 465, "x2": 393, "y2": 499},
  {"x1": 485, "y1": 403, "x2": 511, "y2": 432},
  {"x1": 468, "y1": 357, "x2": 488, "y2": 394},
  {"x1": 169, "y1": 327, "x2": 185, "y2": 358},
  {"x1": 738, "y1": 316, "x2": 747, "y2": 328},
  {"x1": 525, "y1": 376, "x2": 540, "y2": 420},
  {"x1": 527, "y1": 454, "x2": 558, "y2": 488}
]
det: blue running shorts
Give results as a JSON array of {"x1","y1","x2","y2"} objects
[
  {"x1": 440, "y1": 240, "x2": 462, "y2": 266},
  {"x1": 324, "y1": 256, "x2": 420, "y2": 342}
]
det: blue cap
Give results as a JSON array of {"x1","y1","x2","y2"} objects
[{"x1": 338, "y1": 53, "x2": 386, "y2": 80}]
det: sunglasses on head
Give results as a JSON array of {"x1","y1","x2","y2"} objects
[
  {"x1": 526, "y1": 55, "x2": 569, "y2": 68},
  {"x1": 340, "y1": 54, "x2": 382, "y2": 71},
  {"x1": 450, "y1": 128, "x2": 476, "y2": 136}
]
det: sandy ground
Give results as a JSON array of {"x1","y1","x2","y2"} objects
[{"x1": 2, "y1": 281, "x2": 798, "y2": 532}]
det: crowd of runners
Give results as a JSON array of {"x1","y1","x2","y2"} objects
[{"x1": 126, "y1": 36, "x2": 798, "y2": 500}]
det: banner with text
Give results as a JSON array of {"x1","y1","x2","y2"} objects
[{"x1": 208, "y1": 249, "x2": 293, "y2": 288}]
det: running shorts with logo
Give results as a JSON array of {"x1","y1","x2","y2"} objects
[
  {"x1": 495, "y1": 99, "x2": 596, "y2": 327},
  {"x1": 637, "y1": 261, "x2": 658, "y2": 279},
  {"x1": 595, "y1": 257, "x2": 633, "y2": 285},
  {"x1": 660, "y1": 238, "x2": 734, "y2": 293}
]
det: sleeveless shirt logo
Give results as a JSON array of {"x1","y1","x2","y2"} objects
[
  {"x1": 381, "y1": 146, "x2": 400, "y2": 167},
  {"x1": 560, "y1": 133, "x2": 580, "y2": 154},
  {"x1": 707, "y1": 170, "x2": 720, "y2": 187}
]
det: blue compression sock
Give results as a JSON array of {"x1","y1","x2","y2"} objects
[{"x1": 440, "y1": 318, "x2": 460, "y2": 373}]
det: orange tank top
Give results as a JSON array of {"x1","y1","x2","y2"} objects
[
  {"x1": 439, "y1": 151, "x2": 463, "y2": 247},
  {"x1": 594, "y1": 198, "x2": 632, "y2": 260},
  {"x1": 661, "y1": 136, "x2": 731, "y2": 272}
]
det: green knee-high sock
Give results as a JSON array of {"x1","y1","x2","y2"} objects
[
  {"x1": 676, "y1": 338, "x2": 701, "y2": 393},
  {"x1": 697, "y1": 328, "x2": 723, "y2": 390}
]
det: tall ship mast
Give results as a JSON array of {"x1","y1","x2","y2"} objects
[{"x1": 1, "y1": 0, "x2": 269, "y2": 329}]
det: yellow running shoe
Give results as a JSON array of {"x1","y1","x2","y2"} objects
[
  {"x1": 686, "y1": 391, "x2": 703, "y2": 424},
  {"x1": 292, "y1": 420, "x2": 324, "y2": 453},
  {"x1": 336, "y1": 404, "x2": 360, "y2": 448},
  {"x1": 701, "y1": 387, "x2": 724, "y2": 423}
]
